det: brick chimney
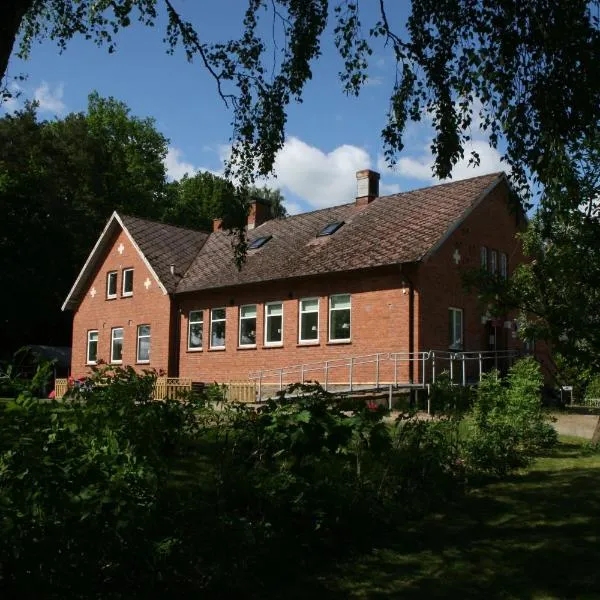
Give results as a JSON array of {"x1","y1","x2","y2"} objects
[
  {"x1": 247, "y1": 198, "x2": 272, "y2": 230},
  {"x1": 356, "y1": 169, "x2": 380, "y2": 206},
  {"x1": 212, "y1": 218, "x2": 222, "y2": 232}
]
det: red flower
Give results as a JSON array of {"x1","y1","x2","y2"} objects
[
  {"x1": 367, "y1": 401, "x2": 378, "y2": 411},
  {"x1": 48, "y1": 390, "x2": 56, "y2": 399}
]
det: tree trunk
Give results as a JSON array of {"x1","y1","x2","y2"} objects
[{"x1": 0, "y1": 0, "x2": 35, "y2": 84}]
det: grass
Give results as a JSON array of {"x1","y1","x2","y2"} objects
[{"x1": 277, "y1": 437, "x2": 600, "y2": 599}]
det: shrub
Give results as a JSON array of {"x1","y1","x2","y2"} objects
[{"x1": 464, "y1": 357, "x2": 557, "y2": 475}]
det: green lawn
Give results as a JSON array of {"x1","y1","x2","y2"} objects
[{"x1": 281, "y1": 437, "x2": 600, "y2": 599}]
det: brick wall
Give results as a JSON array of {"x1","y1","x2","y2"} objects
[
  {"x1": 70, "y1": 229, "x2": 173, "y2": 378},
  {"x1": 415, "y1": 180, "x2": 526, "y2": 378},
  {"x1": 176, "y1": 267, "x2": 413, "y2": 385}
]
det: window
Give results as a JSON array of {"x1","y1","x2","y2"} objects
[
  {"x1": 137, "y1": 325, "x2": 151, "y2": 363},
  {"x1": 107, "y1": 271, "x2": 117, "y2": 299},
  {"x1": 111, "y1": 327, "x2": 124, "y2": 363},
  {"x1": 264, "y1": 302, "x2": 283, "y2": 345},
  {"x1": 449, "y1": 308, "x2": 463, "y2": 350},
  {"x1": 318, "y1": 221, "x2": 344, "y2": 236},
  {"x1": 122, "y1": 268, "x2": 134, "y2": 296},
  {"x1": 329, "y1": 294, "x2": 351, "y2": 342},
  {"x1": 188, "y1": 310, "x2": 203, "y2": 350},
  {"x1": 248, "y1": 235, "x2": 272, "y2": 250},
  {"x1": 299, "y1": 298, "x2": 319, "y2": 342},
  {"x1": 239, "y1": 305, "x2": 257, "y2": 346},
  {"x1": 500, "y1": 252, "x2": 508, "y2": 279},
  {"x1": 480, "y1": 246, "x2": 488, "y2": 270},
  {"x1": 87, "y1": 330, "x2": 98, "y2": 364},
  {"x1": 210, "y1": 308, "x2": 226, "y2": 349},
  {"x1": 490, "y1": 250, "x2": 498, "y2": 274}
]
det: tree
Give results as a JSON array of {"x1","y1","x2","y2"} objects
[
  {"x1": 2, "y1": 1, "x2": 598, "y2": 195},
  {"x1": 248, "y1": 186, "x2": 287, "y2": 219},
  {"x1": 0, "y1": 94, "x2": 170, "y2": 357}
]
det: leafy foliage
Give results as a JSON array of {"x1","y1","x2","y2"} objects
[{"x1": 464, "y1": 357, "x2": 557, "y2": 475}]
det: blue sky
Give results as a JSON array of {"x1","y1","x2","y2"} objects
[{"x1": 2, "y1": 1, "x2": 505, "y2": 215}]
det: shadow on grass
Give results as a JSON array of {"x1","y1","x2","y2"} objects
[{"x1": 279, "y1": 442, "x2": 600, "y2": 599}]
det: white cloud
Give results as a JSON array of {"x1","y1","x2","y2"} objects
[
  {"x1": 165, "y1": 146, "x2": 198, "y2": 180},
  {"x1": 33, "y1": 81, "x2": 66, "y2": 114},
  {"x1": 364, "y1": 75, "x2": 384, "y2": 87},
  {"x1": 1, "y1": 82, "x2": 22, "y2": 113},
  {"x1": 270, "y1": 137, "x2": 371, "y2": 209},
  {"x1": 378, "y1": 140, "x2": 506, "y2": 183}
]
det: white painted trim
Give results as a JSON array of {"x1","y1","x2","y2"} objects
[
  {"x1": 111, "y1": 326, "x2": 124, "y2": 364},
  {"x1": 420, "y1": 174, "x2": 505, "y2": 263},
  {"x1": 448, "y1": 307, "x2": 463, "y2": 351},
  {"x1": 210, "y1": 307, "x2": 227, "y2": 350},
  {"x1": 136, "y1": 324, "x2": 151, "y2": 363},
  {"x1": 86, "y1": 330, "x2": 98, "y2": 365},
  {"x1": 62, "y1": 211, "x2": 167, "y2": 311},
  {"x1": 122, "y1": 267, "x2": 134, "y2": 297},
  {"x1": 106, "y1": 271, "x2": 118, "y2": 299},
  {"x1": 188, "y1": 310, "x2": 204, "y2": 351},
  {"x1": 328, "y1": 293, "x2": 352, "y2": 343},
  {"x1": 299, "y1": 297, "x2": 319, "y2": 344},
  {"x1": 114, "y1": 213, "x2": 167, "y2": 296},
  {"x1": 264, "y1": 301, "x2": 284, "y2": 346},
  {"x1": 238, "y1": 304, "x2": 258, "y2": 348}
]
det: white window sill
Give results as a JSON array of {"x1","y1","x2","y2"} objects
[
  {"x1": 263, "y1": 343, "x2": 283, "y2": 348},
  {"x1": 111, "y1": 360, "x2": 123, "y2": 364},
  {"x1": 297, "y1": 341, "x2": 319, "y2": 346},
  {"x1": 327, "y1": 339, "x2": 352, "y2": 345},
  {"x1": 208, "y1": 346, "x2": 226, "y2": 351},
  {"x1": 86, "y1": 361, "x2": 97, "y2": 366},
  {"x1": 106, "y1": 295, "x2": 117, "y2": 300},
  {"x1": 238, "y1": 345, "x2": 257, "y2": 350},
  {"x1": 122, "y1": 293, "x2": 133, "y2": 298},
  {"x1": 187, "y1": 347, "x2": 203, "y2": 352}
]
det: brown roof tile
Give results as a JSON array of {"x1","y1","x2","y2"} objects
[
  {"x1": 119, "y1": 215, "x2": 209, "y2": 292},
  {"x1": 176, "y1": 172, "x2": 505, "y2": 293}
]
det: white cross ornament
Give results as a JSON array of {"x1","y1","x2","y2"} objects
[
  {"x1": 117, "y1": 243, "x2": 124, "y2": 255},
  {"x1": 453, "y1": 249, "x2": 461, "y2": 265},
  {"x1": 144, "y1": 277, "x2": 152, "y2": 290},
  {"x1": 90, "y1": 287, "x2": 97, "y2": 298}
]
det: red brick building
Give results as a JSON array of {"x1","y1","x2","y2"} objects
[{"x1": 63, "y1": 170, "x2": 528, "y2": 390}]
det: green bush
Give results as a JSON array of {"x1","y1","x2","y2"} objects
[
  {"x1": 464, "y1": 357, "x2": 558, "y2": 475},
  {"x1": 584, "y1": 374, "x2": 600, "y2": 406}
]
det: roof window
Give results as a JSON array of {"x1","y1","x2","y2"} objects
[
  {"x1": 248, "y1": 235, "x2": 272, "y2": 250},
  {"x1": 318, "y1": 221, "x2": 344, "y2": 237}
]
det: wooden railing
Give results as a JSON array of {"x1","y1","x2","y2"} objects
[{"x1": 225, "y1": 381, "x2": 257, "y2": 403}]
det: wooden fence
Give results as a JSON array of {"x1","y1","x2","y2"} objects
[
  {"x1": 225, "y1": 381, "x2": 257, "y2": 403},
  {"x1": 54, "y1": 377, "x2": 193, "y2": 400},
  {"x1": 153, "y1": 377, "x2": 192, "y2": 400},
  {"x1": 55, "y1": 378, "x2": 68, "y2": 399}
]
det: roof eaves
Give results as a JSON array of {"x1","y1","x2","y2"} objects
[{"x1": 418, "y1": 173, "x2": 504, "y2": 263}]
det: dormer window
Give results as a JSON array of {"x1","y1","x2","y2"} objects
[
  {"x1": 318, "y1": 221, "x2": 344, "y2": 237},
  {"x1": 248, "y1": 235, "x2": 272, "y2": 250},
  {"x1": 122, "y1": 268, "x2": 134, "y2": 297}
]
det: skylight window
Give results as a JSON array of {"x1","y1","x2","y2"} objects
[
  {"x1": 318, "y1": 221, "x2": 344, "y2": 237},
  {"x1": 248, "y1": 235, "x2": 272, "y2": 250}
]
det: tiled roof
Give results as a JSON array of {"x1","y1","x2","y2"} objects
[
  {"x1": 119, "y1": 215, "x2": 209, "y2": 293},
  {"x1": 176, "y1": 172, "x2": 505, "y2": 293}
]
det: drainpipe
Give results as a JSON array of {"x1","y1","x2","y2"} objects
[{"x1": 401, "y1": 268, "x2": 416, "y2": 402}]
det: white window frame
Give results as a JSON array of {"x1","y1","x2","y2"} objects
[
  {"x1": 299, "y1": 297, "x2": 320, "y2": 344},
  {"x1": 238, "y1": 304, "x2": 258, "y2": 347},
  {"x1": 122, "y1": 268, "x2": 134, "y2": 297},
  {"x1": 449, "y1": 307, "x2": 463, "y2": 351},
  {"x1": 87, "y1": 330, "x2": 98, "y2": 365},
  {"x1": 136, "y1": 324, "x2": 151, "y2": 363},
  {"x1": 210, "y1": 307, "x2": 226, "y2": 349},
  {"x1": 500, "y1": 252, "x2": 508, "y2": 279},
  {"x1": 111, "y1": 327, "x2": 124, "y2": 363},
  {"x1": 490, "y1": 250, "x2": 498, "y2": 274},
  {"x1": 188, "y1": 310, "x2": 203, "y2": 351},
  {"x1": 480, "y1": 246, "x2": 488, "y2": 270},
  {"x1": 328, "y1": 294, "x2": 352, "y2": 343},
  {"x1": 106, "y1": 271, "x2": 118, "y2": 299},
  {"x1": 264, "y1": 301, "x2": 284, "y2": 346}
]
